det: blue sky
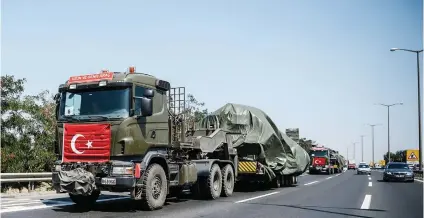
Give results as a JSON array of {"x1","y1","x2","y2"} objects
[{"x1": 2, "y1": 0, "x2": 423, "y2": 164}]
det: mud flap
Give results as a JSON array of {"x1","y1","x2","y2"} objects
[{"x1": 53, "y1": 168, "x2": 97, "y2": 196}]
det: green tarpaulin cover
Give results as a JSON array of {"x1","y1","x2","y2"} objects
[{"x1": 197, "y1": 103, "x2": 310, "y2": 176}]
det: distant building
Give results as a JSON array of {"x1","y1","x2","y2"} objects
[{"x1": 286, "y1": 128, "x2": 300, "y2": 143}]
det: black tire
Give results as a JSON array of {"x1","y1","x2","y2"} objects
[
  {"x1": 140, "y1": 163, "x2": 168, "y2": 211},
  {"x1": 287, "y1": 176, "x2": 294, "y2": 186},
  {"x1": 203, "y1": 163, "x2": 222, "y2": 199},
  {"x1": 221, "y1": 164, "x2": 235, "y2": 197},
  {"x1": 69, "y1": 189, "x2": 100, "y2": 209},
  {"x1": 272, "y1": 176, "x2": 282, "y2": 188}
]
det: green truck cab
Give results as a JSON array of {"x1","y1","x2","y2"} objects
[{"x1": 51, "y1": 67, "x2": 237, "y2": 210}]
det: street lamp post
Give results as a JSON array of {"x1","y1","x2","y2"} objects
[
  {"x1": 347, "y1": 146, "x2": 349, "y2": 160},
  {"x1": 360, "y1": 135, "x2": 365, "y2": 162},
  {"x1": 353, "y1": 142, "x2": 358, "y2": 161},
  {"x1": 390, "y1": 48, "x2": 423, "y2": 169},
  {"x1": 368, "y1": 124, "x2": 381, "y2": 167},
  {"x1": 377, "y1": 103, "x2": 403, "y2": 162}
]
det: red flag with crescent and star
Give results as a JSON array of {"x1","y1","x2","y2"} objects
[{"x1": 62, "y1": 123, "x2": 111, "y2": 163}]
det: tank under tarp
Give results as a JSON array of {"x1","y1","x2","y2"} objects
[{"x1": 197, "y1": 103, "x2": 310, "y2": 178}]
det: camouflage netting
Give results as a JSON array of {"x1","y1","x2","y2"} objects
[{"x1": 197, "y1": 103, "x2": 310, "y2": 177}]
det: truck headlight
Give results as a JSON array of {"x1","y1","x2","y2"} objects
[{"x1": 112, "y1": 166, "x2": 133, "y2": 175}]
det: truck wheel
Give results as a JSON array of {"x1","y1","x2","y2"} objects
[
  {"x1": 140, "y1": 163, "x2": 168, "y2": 210},
  {"x1": 69, "y1": 189, "x2": 100, "y2": 209},
  {"x1": 203, "y1": 163, "x2": 222, "y2": 199},
  {"x1": 221, "y1": 164, "x2": 234, "y2": 197}
]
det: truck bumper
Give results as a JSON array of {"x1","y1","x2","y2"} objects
[{"x1": 52, "y1": 168, "x2": 136, "y2": 195}]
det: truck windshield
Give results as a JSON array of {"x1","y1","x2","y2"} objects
[
  {"x1": 311, "y1": 151, "x2": 328, "y2": 157},
  {"x1": 59, "y1": 87, "x2": 130, "y2": 120}
]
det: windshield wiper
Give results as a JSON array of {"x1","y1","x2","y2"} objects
[
  {"x1": 86, "y1": 115, "x2": 110, "y2": 121},
  {"x1": 61, "y1": 116, "x2": 81, "y2": 122}
]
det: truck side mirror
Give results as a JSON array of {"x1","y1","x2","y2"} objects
[
  {"x1": 136, "y1": 97, "x2": 153, "y2": 117},
  {"x1": 144, "y1": 89, "x2": 154, "y2": 98},
  {"x1": 54, "y1": 93, "x2": 60, "y2": 102}
]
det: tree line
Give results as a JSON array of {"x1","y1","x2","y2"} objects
[{"x1": 383, "y1": 150, "x2": 411, "y2": 163}]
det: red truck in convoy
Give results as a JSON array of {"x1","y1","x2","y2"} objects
[
  {"x1": 308, "y1": 146, "x2": 344, "y2": 174},
  {"x1": 348, "y1": 160, "x2": 356, "y2": 170}
]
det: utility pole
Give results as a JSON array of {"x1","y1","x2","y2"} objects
[
  {"x1": 377, "y1": 103, "x2": 402, "y2": 163},
  {"x1": 360, "y1": 135, "x2": 365, "y2": 162},
  {"x1": 390, "y1": 48, "x2": 423, "y2": 170}
]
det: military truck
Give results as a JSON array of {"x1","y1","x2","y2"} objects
[
  {"x1": 51, "y1": 67, "x2": 309, "y2": 211},
  {"x1": 309, "y1": 146, "x2": 344, "y2": 174},
  {"x1": 51, "y1": 67, "x2": 241, "y2": 210}
]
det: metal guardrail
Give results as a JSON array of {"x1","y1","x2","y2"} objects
[
  {"x1": 0, "y1": 172, "x2": 52, "y2": 183},
  {"x1": 413, "y1": 170, "x2": 423, "y2": 179}
]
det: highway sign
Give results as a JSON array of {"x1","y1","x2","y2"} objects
[{"x1": 406, "y1": 149, "x2": 419, "y2": 165}]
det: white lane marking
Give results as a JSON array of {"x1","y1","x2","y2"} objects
[
  {"x1": 0, "y1": 199, "x2": 31, "y2": 204},
  {"x1": 368, "y1": 182, "x2": 372, "y2": 187},
  {"x1": 304, "y1": 181, "x2": 319, "y2": 186},
  {"x1": 414, "y1": 179, "x2": 423, "y2": 182},
  {"x1": 360, "y1": 195, "x2": 372, "y2": 209},
  {"x1": 2, "y1": 200, "x2": 44, "y2": 207},
  {"x1": 235, "y1": 191, "x2": 279, "y2": 203},
  {"x1": 326, "y1": 176, "x2": 333, "y2": 180},
  {"x1": 334, "y1": 173, "x2": 341, "y2": 177},
  {"x1": 0, "y1": 196, "x2": 130, "y2": 214},
  {"x1": 368, "y1": 177, "x2": 372, "y2": 180}
]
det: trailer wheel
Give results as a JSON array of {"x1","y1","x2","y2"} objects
[
  {"x1": 271, "y1": 176, "x2": 282, "y2": 188},
  {"x1": 69, "y1": 189, "x2": 100, "y2": 209},
  {"x1": 140, "y1": 163, "x2": 168, "y2": 211},
  {"x1": 203, "y1": 163, "x2": 222, "y2": 199},
  {"x1": 221, "y1": 164, "x2": 234, "y2": 197}
]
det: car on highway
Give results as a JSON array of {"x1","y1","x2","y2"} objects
[
  {"x1": 357, "y1": 163, "x2": 371, "y2": 175},
  {"x1": 383, "y1": 162, "x2": 414, "y2": 182}
]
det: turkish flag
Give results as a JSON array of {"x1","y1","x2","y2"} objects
[
  {"x1": 63, "y1": 123, "x2": 111, "y2": 163},
  {"x1": 313, "y1": 157, "x2": 326, "y2": 166}
]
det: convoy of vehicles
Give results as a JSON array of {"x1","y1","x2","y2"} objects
[
  {"x1": 50, "y1": 67, "x2": 311, "y2": 211},
  {"x1": 308, "y1": 146, "x2": 345, "y2": 175}
]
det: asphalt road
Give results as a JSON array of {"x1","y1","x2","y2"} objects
[{"x1": 1, "y1": 170, "x2": 422, "y2": 218}]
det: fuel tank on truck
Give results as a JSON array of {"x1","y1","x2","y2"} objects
[{"x1": 196, "y1": 103, "x2": 310, "y2": 176}]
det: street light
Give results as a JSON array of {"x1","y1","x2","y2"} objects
[
  {"x1": 353, "y1": 142, "x2": 358, "y2": 161},
  {"x1": 376, "y1": 103, "x2": 403, "y2": 162},
  {"x1": 367, "y1": 123, "x2": 382, "y2": 167},
  {"x1": 390, "y1": 48, "x2": 423, "y2": 169},
  {"x1": 360, "y1": 135, "x2": 366, "y2": 162}
]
